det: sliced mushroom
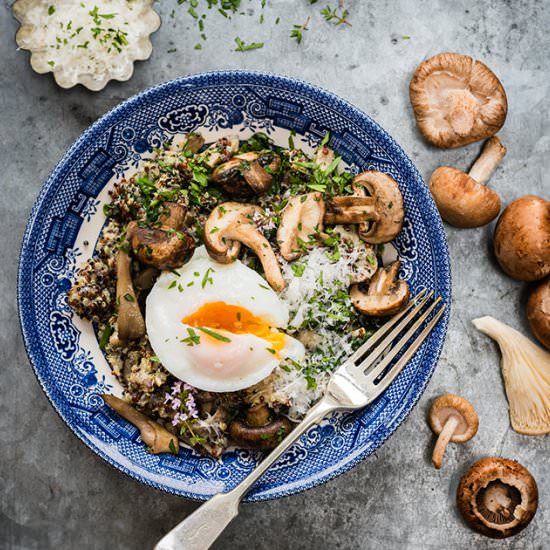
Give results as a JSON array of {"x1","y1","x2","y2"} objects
[
  {"x1": 116, "y1": 249, "x2": 145, "y2": 341},
  {"x1": 315, "y1": 145, "x2": 335, "y2": 170},
  {"x1": 428, "y1": 394, "x2": 478, "y2": 469},
  {"x1": 325, "y1": 171, "x2": 404, "y2": 244},
  {"x1": 127, "y1": 222, "x2": 194, "y2": 270},
  {"x1": 159, "y1": 202, "x2": 187, "y2": 230},
  {"x1": 229, "y1": 404, "x2": 291, "y2": 450},
  {"x1": 176, "y1": 132, "x2": 205, "y2": 154},
  {"x1": 102, "y1": 394, "x2": 179, "y2": 455},
  {"x1": 457, "y1": 457, "x2": 538, "y2": 538},
  {"x1": 410, "y1": 52, "x2": 507, "y2": 148},
  {"x1": 212, "y1": 151, "x2": 281, "y2": 197},
  {"x1": 277, "y1": 192, "x2": 325, "y2": 261},
  {"x1": 350, "y1": 261, "x2": 409, "y2": 316},
  {"x1": 429, "y1": 137, "x2": 505, "y2": 227},
  {"x1": 197, "y1": 135, "x2": 239, "y2": 168},
  {"x1": 204, "y1": 202, "x2": 285, "y2": 291}
]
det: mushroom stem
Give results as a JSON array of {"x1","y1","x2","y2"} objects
[
  {"x1": 102, "y1": 394, "x2": 179, "y2": 455},
  {"x1": 468, "y1": 137, "x2": 507, "y2": 185},
  {"x1": 116, "y1": 249, "x2": 146, "y2": 341},
  {"x1": 432, "y1": 415, "x2": 460, "y2": 469}
]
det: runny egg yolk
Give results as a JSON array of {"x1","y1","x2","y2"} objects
[{"x1": 182, "y1": 302, "x2": 286, "y2": 354}]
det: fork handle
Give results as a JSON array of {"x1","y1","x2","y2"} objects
[{"x1": 154, "y1": 397, "x2": 339, "y2": 550}]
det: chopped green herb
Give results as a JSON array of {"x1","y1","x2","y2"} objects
[
  {"x1": 99, "y1": 324, "x2": 113, "y2": 350},
  {"x1": 234, "y1": 37, "x2": 264, "y2": 51},
  {"x1": 123, "y1": 293, "x2": 135, "y2": 302},
  {"x1": 197, "y1": 326, "x2": 232, "y2": 342}
]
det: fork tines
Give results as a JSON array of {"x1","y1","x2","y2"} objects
[{"x1": 347, "y1": 290, "x2": 446, "y2": 393}]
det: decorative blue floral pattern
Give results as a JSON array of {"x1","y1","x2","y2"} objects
[{"x1": 18, "y1": 71, "x2": 451, "y2": 502}]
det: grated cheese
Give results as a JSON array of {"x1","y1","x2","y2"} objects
[{"x1": 18, "y1": 0, "x2": 156, "y2": 88}]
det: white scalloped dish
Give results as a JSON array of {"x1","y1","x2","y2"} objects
[{"x1": 13, "y1": 0, "x2": 160, "y2": 91}]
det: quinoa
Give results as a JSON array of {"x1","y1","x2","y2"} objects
[{"x1": 68, "y1": 131, "x2": 388, "y2": 457}]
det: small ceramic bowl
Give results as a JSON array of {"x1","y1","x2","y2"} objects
[{"x1": 13, "y1": 0, "x2": 161, "y2": 91}]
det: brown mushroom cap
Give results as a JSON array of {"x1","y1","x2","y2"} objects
[
  {"x1": 127, "y1": 221, "x2": 195, "y2": 270},
  {"x1": 204, "y1": 202, "x2": 285, "y2": 291},
  {"x1": 229, "y1": 404, "x2": 292, "y2": 450},
  {"x1": 429, "y1": 394, "x2": 478, "y2": 469},
  {"x1": 116, "y1": 249, "x2": 145, "y2": 341},
  {"x1": 350, "y1": 261, "x2": 409, "y2": 316},
  {"x1": 494, "y1": 196, "x2": 550, "y2": 281},
  {"x1": 277, "y1": 192, "x2": 325, "y2": 261},
  {"x1": 212, "y1": 151, "x2": 280, "y2": 197},
  {"x1": 410, "y1": 52, "x2": 507, "y2": 148},
  {"x1": 325, "y1": 171, "x2": 404, "y2": 244},
  {"x1": 429, "y1": 137, "x2": 505, "y2": 228},
  {"x1": 457, "y1": 457, "x2": 538, "y2": 539},
  {"x1": 102, "y1": 394, "x2": 179, "y2": 455},
  {"x1": 527, "y1": 278, "x2": 550, "y2": 349}
]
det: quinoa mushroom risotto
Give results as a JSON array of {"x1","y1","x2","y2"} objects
[{"x1": 68, "y1": 131, "x2": 408, "y2": 457}]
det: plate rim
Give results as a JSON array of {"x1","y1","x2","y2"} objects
[{"x1": 17, "y1": 69, "x2": 452, "y2": 502}]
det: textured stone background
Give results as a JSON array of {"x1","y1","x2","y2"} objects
[{"x1": 1, "y1": 1, "x2": 549, "y2": 548}]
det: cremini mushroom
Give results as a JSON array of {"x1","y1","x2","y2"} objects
[
  {"x1": 229, "y1": 404, "x2": 291, "y2": 450},
  {"x1": 410, "y1": 52, "x2": 507, "y2": 148},
  {"x1": 175, "y1": 132, "x2": 205, "y2": 154},
  {"x1": 457, "y1": 457, "x2": 538, "y2": 539},
  {"x1": 527, "y1": 278, "x2": 550, "y2": 349},
  {"x1": 473, "y1": 316, "x2": 550, "y2": 435},
  {"x1": 277, "y1": 192, "x2": 325, "y2": 261},
  {"x1": 325, "y1": 171, "x2": 404, "y2": 244},
  {"x1": 493, "y1": 196, "x2": 550, "y2": 281},
  {"x1": 102, "y1": 394, "x2": 179, "y2": 455},
  {"x1": 204, "y1": 202, "x2": 285, "y2": 291},
  {"x1": 116, "y1": 249, "x2": 145, "y2": 341},
  {"x1": 428, "y1": 394, "x2": 479, "y2": 469},
  {"x1": 429, "y1": 137, "x2": 505, "y2": 227},
  {"x1": 350, "y1": 261, "x2": 409, "y2": 316},
  {"x1": 212, "y1": 151, "x2": 281, "y2": 197},
  {"x1": 127, "y1": 222, "x2": 194, "y2": 270}
]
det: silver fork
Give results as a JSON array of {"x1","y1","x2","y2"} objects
[{"x1": 155, "y1": 290, "x2": 445, "y2": 550}]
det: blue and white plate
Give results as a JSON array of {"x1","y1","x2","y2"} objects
[{"x1": 18, "y1": 71, "x2": 451, "y2": 501}]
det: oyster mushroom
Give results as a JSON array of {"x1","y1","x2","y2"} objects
[
  {"x1": 325, "y1": 171, "x2": 404, "y2": 244},
  {"x1": 350, "y1": 261, "x2": 409, "y2": 316},
  {"x1": 229, "y1": 404, "x2": 292, "y2": 450},
  {"x1": 410, "y1": 52, "x2": 507, "y2": 148},
  {"x1": 429, "y1": 137, "x2": 505, "y2": 228},
  {"x1": 277, "y1": 192, "x2": 325, "y2": 261},
  {"x1": 493, "y1": 196, "x2": 550, "y2": 281},
  {"x1": 428, "y1": 394, "x2": 478, "y2": 469},
  {"x1": 457, "y1": 457, "x2": 538, "y2": 539},
  {"x1": 473, "y1": 316, "x2": 550, "y2": 435},
  {"x1": 212, "y1": 151, "x2": 281, "y2": 197},
  {"x1": 116, "y1": 249, "x2": 145, "y2": 341},
  {"x1": 101, "y1": 394, "x2": 179, "y2": 455},
  {"x1": 527, "y1": 278, "x2": 550, "y2": 349},
  {"x1": 204, "y1": 202, "x2": 285, "y2": 291}
]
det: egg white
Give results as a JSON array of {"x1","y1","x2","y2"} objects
[{"x1": 146, "y1": 246, "x2": 304, "y2": 392}]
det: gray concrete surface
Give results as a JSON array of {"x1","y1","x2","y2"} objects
[{"x1": 1, "y1": 0, "x2": 549, "y2": 548}]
